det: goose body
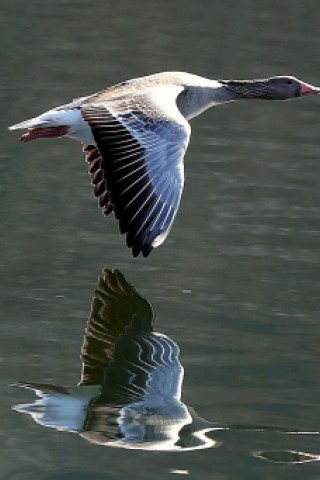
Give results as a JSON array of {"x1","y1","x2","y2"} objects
[{"x1": 9, "y1": 72, "x2": 320, "y2": 257}]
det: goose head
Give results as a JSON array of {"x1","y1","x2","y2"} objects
[{"x1": 219, "y1": 76, "x2": 320, "y2": 100}]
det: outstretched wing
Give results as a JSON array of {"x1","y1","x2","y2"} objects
[
  {"x1": 79, "y1": 269, "x2": 154, "y2": 386},
  {"x1": 81, "y1": 87, "x2": 190, "y2": 257}
]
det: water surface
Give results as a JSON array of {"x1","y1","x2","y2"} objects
[{"x1": 1, "y1": 1, "x2": 320, "y2": 479}]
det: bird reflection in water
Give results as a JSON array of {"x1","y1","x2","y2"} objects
[
  {"x1": 13, "y1": 269, "x2": 209, "y2": 451},
  {"x1": 12, "y1": 269, "x2": 319, "y2": 456}
]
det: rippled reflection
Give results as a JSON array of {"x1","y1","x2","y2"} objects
[
  {"x1": 254, "y1": 450, "x2": 320, "y2": 464},
  {"x1": 12, "y1": 269, "x2": 319, "y2": 455}
]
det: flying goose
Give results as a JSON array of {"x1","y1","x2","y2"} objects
[{"x1": 9, "y1": 72, "x2": 320, "y2": 257}]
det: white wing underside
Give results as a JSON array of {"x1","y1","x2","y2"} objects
[{"x1": 82, "y1": 85, "x2": 191, "y2": 257}]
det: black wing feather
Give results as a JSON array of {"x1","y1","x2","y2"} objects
[{"x1": 82, "y1": 105, "x2": 188, "y2": 257}]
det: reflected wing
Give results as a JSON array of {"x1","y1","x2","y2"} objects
[
  {"x1": 99, "y1": 316, "x2": 183, "y2": 405},
  {"x1": 82, "y1": 94, "x2": 190, "y2": 257},
  {"x1": 79, "y1": 269, "x2": 154, "y2": 386}
]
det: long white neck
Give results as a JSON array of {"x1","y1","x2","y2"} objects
[{"x1": 176, "y1": 83, "x2": 236, "y2": 120}]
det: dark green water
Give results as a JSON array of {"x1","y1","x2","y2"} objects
[{"x1": 1, "y1": 1, "x2": 320, "y2": 478}]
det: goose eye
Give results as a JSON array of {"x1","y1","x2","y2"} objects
[{"x1": 287, "y1": 79, "x2": 293, "y2": 85}]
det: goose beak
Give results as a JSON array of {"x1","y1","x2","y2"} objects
[
  {"x1": 19, "y1": 125, "x2": 69, "y2": 142},
  {"x1": 299, "y1": 81, "x2": 320, "y2": 96}
]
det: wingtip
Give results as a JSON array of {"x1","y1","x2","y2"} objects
[
  {"x1": 142, "y1": 245, "x2": 152, "y2": 257},
  {"x1": 129, "y1": 240, "x2": 153, "y2": 258}
]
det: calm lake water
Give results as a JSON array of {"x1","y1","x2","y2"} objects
[{"x1": 1, "y1": 0, "x2": 320, "y2": 479}]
